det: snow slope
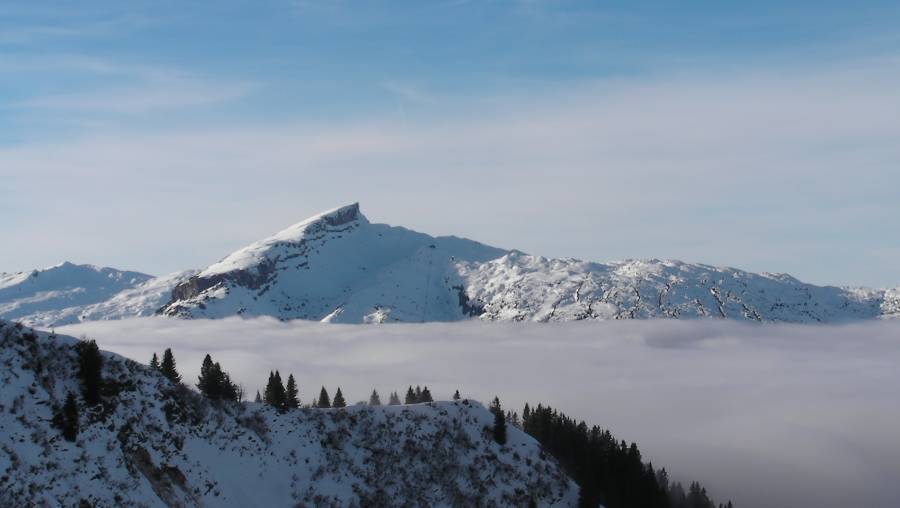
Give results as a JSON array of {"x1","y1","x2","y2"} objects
[
  {"x1": 0, "y1": 262, "x2": 153, "y2": 326},
  {"x1": 158, "y1": 203, "x2": 897, "y2": 324},
  {"x1": 158, "y1": 203, "x2": 507, "y2": 323},
  {"x1": 0, "y1": 266, "x2": 195, "y2": 328},
  {"x1": 5, "y1": 204, "x2": 899, "y2": 326},
  {"x1": 0, "y1": 320, "x2": 577, "y2": 507}
]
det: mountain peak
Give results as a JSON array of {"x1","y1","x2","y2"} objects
[{"x1": 272, "y1": 203, "x2": 364, "y2": 241}]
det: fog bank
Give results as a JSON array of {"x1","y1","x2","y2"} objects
[{"x1": 59, "y1": 318, "x2": 900, "y2": 508}]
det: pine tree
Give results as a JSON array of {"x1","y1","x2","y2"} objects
[
  {"x1": 76, "y1": 339, "x2": 103, "y2": 405},
  {"x1": 264, "y1": 371, "x2": 287, "y2": 411},
  {"x1": 369, "y1": 389, "x2": 381, "y2": 406},
  {"x1": 414, "y1": 385, "x2": 422, "y2": 402},
  {"x1": 452, "y1": 389, "x2": 461, "y2": 400},
  {"x1": 405, "y1": 386, "x2": 416, "y2": 404},
  {"x1": 490, "y1": 396, "x2": 506, "y2": 445},
  {"x1": 197, "y1": 354, "x2": 215, "y2": 398},
  {"x1": 420, "y1": 386, "x2": 433, "y2": 403},
  {"x1": 332, "y1": 387, "x2": 346, "y2": 408},
  {"x1": 388, "y1": 391, "x2": 401, "y2": 405},
  {"x1": 159, "y1": 348, "x2": 181, "y2": 383},
  {"x1": 53, "y1": 391, "x2": 79, "y2": 442},
  {"x1": 254, "y1": 390, "x2": 262, "y2": 403},
  {"x1": 285, "y1": 374, "x2": 300, "y2": 409},
  {"x1": 273, "y1": 370, "x2": 286, "y2": 409},
  {"x1": 317, "y1": 386, "x2": 330, "y2": 408},
  {"x1": 197, "y1": 354, "x2": 239, "y2": 402},
  {"x1": 149, "y1": 352, "x2": 160, "y2": 370}
]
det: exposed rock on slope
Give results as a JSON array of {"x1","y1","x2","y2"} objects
[
  {"x1": 157, "y1": 204, "x2": 896, "y2": 324},
  {"x1": 0, "y1": 320, "x2": 577, "y2": 507},
  {"x1": 158, "y1": 203, "x2": 507, "y2": 323},
  {"x1": 4, "y1": 204, "x2": 898, "y2": 326}
]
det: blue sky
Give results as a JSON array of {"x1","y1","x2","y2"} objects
[{"x1": 2, "y1": 1, "x2": 899, "y2": 287}]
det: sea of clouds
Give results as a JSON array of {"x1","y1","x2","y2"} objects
[{"x1": 59, "y1": 317, "x2": 900, "y2": 508}]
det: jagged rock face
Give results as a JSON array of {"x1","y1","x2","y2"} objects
[{"x1": 0, "y1": 320, "x2": 578, "y2": 507}]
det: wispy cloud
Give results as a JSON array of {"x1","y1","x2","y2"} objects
[{"x1": 2, "y1": 56, "x2": 898, "y2": 285}]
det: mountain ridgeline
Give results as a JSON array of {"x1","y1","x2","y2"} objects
[{"x1": 3, "y1": 203, "x2": 898, "y2": 327}]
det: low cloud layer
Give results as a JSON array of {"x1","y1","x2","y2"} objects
[{"x1": 59, "y1": 318, "x2": 900, "y2": 508}]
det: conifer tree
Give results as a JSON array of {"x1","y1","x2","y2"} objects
[
  {"x1": 76, "y1": 339, "x2": 103, "y2": 405},
  {"x1": 317, "y1": 386, "x2": 331, "y2": 408},
  {"x1": 197, "y1": 354, "x2": 215, "y2": 397},
  {"x1": 332, "y1": 387, "x2": 346, "y2": 408},
  {"x1": 254, "y1": 390, "x2": 262, "y2": 403},
  {"x1": 452, "y1": 389, "x2": 461, "y2": 400},
  {"x1": 159, "y1": 348, "x2": 181, "y2": 383},
  {"x1": 53, "y1": 391, "x2": 79, "y2": 442},
  {"x1": 285, "y1": 374, "x2": 300, "y2": 409},
  {"x1": 405, "y1": 386, "x2": 416, "y2": 404},
  {"x1": 414, "y1": 385, "x2": 422, "y2": 402},
  {"x1": 490, "y1": 396, "x2": 507, "y2": 445},
  {"x1": 149, "y1": 352, "x2": 160, "y2": 370},
  {"x1": 420, "y1": 386, "x2": 433, "y2": 403},
  {"x1": 369, "y1": 389, "x2": 381, "y2": 406},
  {"x1": 197, "y1": 354, "x2": 239, "y2": 402},
  {"x1": 388, "y1": 391, "x2": 401, "y2": 405},
  {"x1": 264, "y1": 371, "x2": 287, "y2": 410}
]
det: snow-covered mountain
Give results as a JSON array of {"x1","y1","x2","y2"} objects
[
  {"x1": 0, "y1": 264, "x2": 195, "y2": 328},
  {"x1": 158, "y1": 203, "x2": 507, "y2": 323},
  {"x1": 0, "y1": 262, "x2": 155, "y2": 327},
  {"x1": 4, "y1": 203, "x2": 898, "y2": 326},
  {"x1": 0, "y1": 320, "x2": 577, "y2": 507},
  {"x1": 158, "y1": 203, "x2": 897, "y2": 324}
]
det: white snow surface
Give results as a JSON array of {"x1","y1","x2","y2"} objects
[
  {"x1": 0, "y1": 265, "x2": 195, "y2": 328},
  {"x1": 0, "y1": 262, "x2": 155, "y2": 326},
  {"x1": 158, "y1": 204, "x2": 898, "y2": 324},
  {"x1": 0, "y1": 320, "x2": 577, "y2": 507},
  {"x1": 4, "y1": 204, "x2": 899, "y2": 326}
]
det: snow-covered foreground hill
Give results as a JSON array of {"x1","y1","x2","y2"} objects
[
  {"x1": 0, "y1": 320, "x2": 577, "y2": 507},
  {"x1": 59, "y1": 317, "x2": 900, "y2": 508},
  {"x1": 4, "y1": 203, "x2": 899, "y2": 326}
]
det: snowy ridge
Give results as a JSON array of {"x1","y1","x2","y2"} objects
[
  {"x1": 0, "y1": 262, "x2": 153, "y2": 326},
  {"x1": 158, "y1": 204, "x2": 897, "y2": 324},
  {"x1": 0, "y1": 320, "x2": 577, "y2": 507},
  {"x1": 158, "y1": 203, "x2": 507, "y2": 323},
  {"x1": 0, "y1": 267, "x2": 195, "y2": 328},
  {"x1": 460, "y1": 254, "x2": 891, "y2": 323},
  {"x1": 4, "y1": 204, "x2": 899, "y2": 326}
]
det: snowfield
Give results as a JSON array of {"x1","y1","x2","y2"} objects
[
  {"x1": 0, "y1": 320, "x2": 577, "y2": 507},
  {"x1": 57, "y1": 316, "x2": 900, "y2": 508},
  {"x1": 3, "y1": 204, "x2": 899, "y2": 327}
]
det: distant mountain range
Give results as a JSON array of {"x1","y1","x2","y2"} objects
[{"x1": 3, "y1": 203, "x2": 898, "y2": 327}]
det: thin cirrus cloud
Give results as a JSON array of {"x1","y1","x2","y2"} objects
[{"x1": 1, "y1": 55, "x2": 899, "y2": 287}]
